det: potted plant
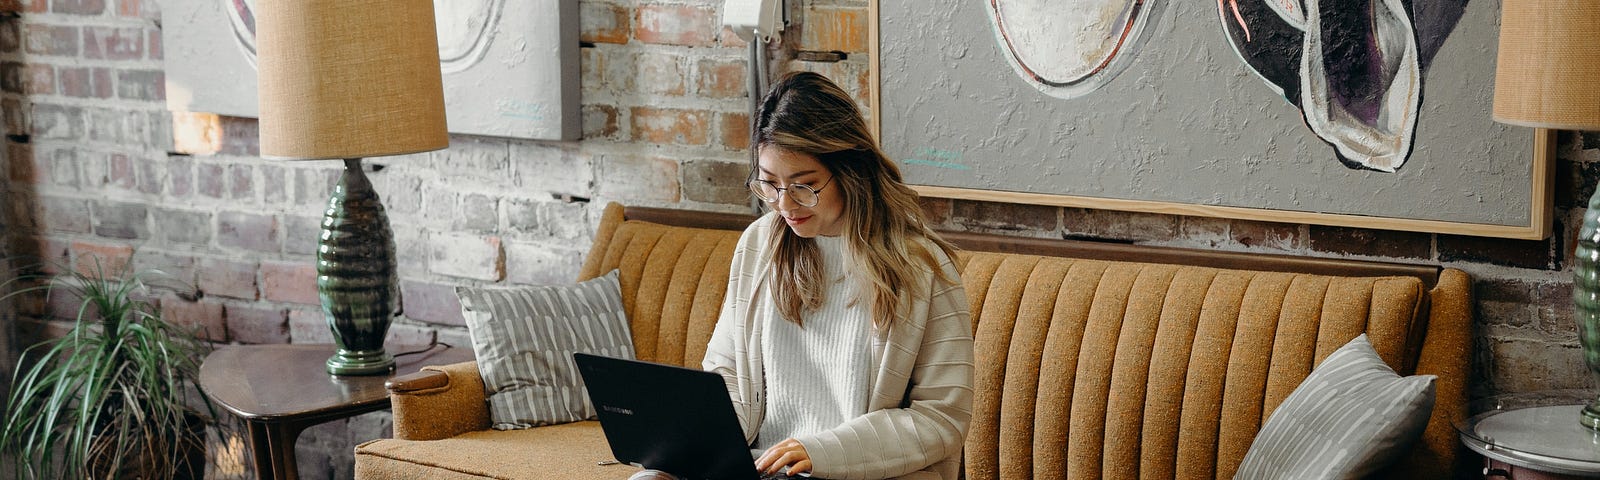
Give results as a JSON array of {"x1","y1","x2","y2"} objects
[{"x1": 1, "y1": 259, "x2": 215, "y2": 479}]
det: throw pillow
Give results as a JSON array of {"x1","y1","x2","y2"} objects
[
  {"x1": 457, "y1": 269, "x2": 634, "y2": 430},
  {"x1": 1233, "y1": 334, "x2": 1436, "y2": 479}
]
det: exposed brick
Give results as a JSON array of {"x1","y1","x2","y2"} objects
[
  {"x1": 1176, "y1": 217, "x2": 1230, "y2": 248},
  {"x1": 92, "y1": 67, "x2": 113, "y2": 98},
  {"x1": 31, "y1": 103, "x2": 83, "y2": 140},
  {"x1": 261, "y1": 261, "x2": 319, "y2": 305},
  {"x1": 580, "y1": 2, "x2": 630, "y2": 44},
  {"x1": 1308, "y1": 225, "x2": 1432, "y2": 260},
  {"x1": 161, "y1": 296, "x2": 226, "y2": 342},
  {"x1": 634, "y1": 3, "x2": 716, "y2": 47},
  {"x1": 86, "y1": 107, "x2": 128, "y2": 143},
  {"x1": 720, "y1": 112, "x2": 750, "y2": 151},
  {"x1": 288, "y1": 308, "x2": 334, "y2": 344},
  {"x1": 119, "y1": 0, "x2": 154, "y2": 18},
  {"x1": 82, "y1": 26, "x2": 142, "y2": 60},
  {"x1": 71, "y1": 241, "x2": 133, "y2": 278},
  {"x1": 198, "y1": 257, "x2": 258, "y2": 300},
  {"x1": 947, "y1": 201, "x2": 1058, "y2": 234},
  {"x1": 682, "y1": 160, "x2": 749, "y2": 205},
  {"x1": 2, "y1": 98, "x2": 25, "y2": 135},
  {"x1": 428, "y1": 233, "x2": 504, "y2": 281},
  {"x1": 510, "y1": 142, "x2": 592, "y2": 196},
  {"x1": 128, "y1": 250, "x2": 198, "y2": 288},
  {"x1": 421, "y1": 186, "x2": 456, "y2": 227},
  {"x1": 797, "y1": 5, "x2": 866, "y2": 53},
  {"x1": 261, "y1": 165, "x2": 288, "y2": 205},
  {"x1": 152, "y1": 207, "x2": 211, "y2": 246},
  {"x1": 58, "y1": 66, "x2": 92, "y2": 98},
  {"x1": 198, "y1": 163, "x2": 224, "y2": 198},
  {"x1": 454, "y1": 193, "x2": 498, "y2": 232},
  {"x1": 25, "y1": 24, "x2": 77, "y2": 56},
  {"x1": 0, "y1": 61, "x2": 19, "y2": 93},
  {"x1": 226, "y1": 305, "x2": 289, "y2": 344},
  {"x1": 636, "y1": 51, "x2": 685, "y2": 96},
  {"x1": 1440, "y1": 230, "x2": 1561, "y2": 270},
  {"x1": 92, "y1": 200, "x2": 149, "y2": 239},
  {"x1": 229, "y1": 164, "x2": 253, "y2": 200},
  {"x1": 717, "y1": 26, "x2": 749, "y2": 49},
  {"x1": 19, "y1": 63, "x2": 52, "y2": 95},
  {"x1": 283, "y1": 215, "x2": 322, "y2": 256},
  {"x1": 169, "y1": 156, "x2": 193, "y2": 197},
  {"x1": 630, "y1": 107, "x2": 710, "y2": 145},
  {"x1": 219, "y1": 115, "x2": 259, "y2": 156},
  {"x1": 399, "y1": 280, "x2": 464, "y2": 326},
  {"x1": 597, "y1": 154, "x2": 680, "y2": 203},
  {"x1": 697, "y1": 59, "x2": 747, "y2": 98},
  {"x1": 540, "y1": 201, "x2": 591, "y2": 241},
  {"x1": 52, "y1": 0, "x2": 103, "y2": 15},
  {"x1": 135, "y1": 154, "x2": 161, "y2": 194},
  {"x1": 429, "y1": 136, "x2": 510, "y2": 182},
  {"x1": 582, "y1": 104, "x2": 620, "y2": 139},
  {"x1": 1061, "y1": 209, "x2": 1183, "y2": 242},
  {"x1": 217, "y1": 211, "x2": 281, "y2": 253},
  {"x1": 505, "y1": 241, "x2": 584, "y2": 285},
  {"x1": 116, "y1": 69, "x2": 163, "y2": 101},
  {"x1": 146, "y1": 27, "x2": 160, "y2": 59},
  {"x1": 1230, "y1": 219, "x2": 1302, "y2": 250},
  {"x1": 0, "y1": 20, "x2": 18, "y2": 53},
  {"x1": 38, "y1": 196, "x2": 91, "y2": 234}
]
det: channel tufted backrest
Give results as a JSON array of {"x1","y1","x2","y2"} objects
[
  {"x1": 577, "y1": 206, "x2": 743, "y2": 368},
  {"x1": 955, "y1": 252, "x2": 1428, "y2": 480}
]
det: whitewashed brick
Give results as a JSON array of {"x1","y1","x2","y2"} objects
[{"x1": 428, "y1": 232, "x2": 504, "y2": 281}]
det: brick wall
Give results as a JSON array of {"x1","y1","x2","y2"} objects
[{"x1": 1, "y1": 0, "x2": 1597, "y2": 478}]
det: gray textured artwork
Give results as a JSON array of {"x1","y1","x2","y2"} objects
[
  {"x1": 163, "y1": 0, "x2": 579, "y2": 141},
  {"x1": 881, "y1": 0, "x2": 1533, "y2": 227}
]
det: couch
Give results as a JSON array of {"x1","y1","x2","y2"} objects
[{"x1": 354, "y1": 202, "x2": 1471, "y2": 479}]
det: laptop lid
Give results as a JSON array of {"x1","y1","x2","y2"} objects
[{"x1": 574, "y1": 352, "x2": 761, "y2": 480}]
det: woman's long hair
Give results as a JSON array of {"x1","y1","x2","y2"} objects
[{"x1": 753, "y1": 71, "x2": 958, "y2": 329}]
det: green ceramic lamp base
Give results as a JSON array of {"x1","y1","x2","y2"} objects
[
  {"x1": 1574, "y1": 184, "x2": 1600, "y2": 429},
  {"x1": 319, "y1": 158, "x2": 399, "y2": 376}
]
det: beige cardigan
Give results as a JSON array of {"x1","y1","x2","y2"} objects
[{"x1": 702, "y1": 213, "x2": 976, "y2": 480}]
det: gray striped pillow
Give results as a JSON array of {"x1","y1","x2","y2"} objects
[
  {"x1": 1234, "y1": 334, "x2": 1435, "y2": 479},
  {"x1": 457, "y1": 270, "x2": 634, "y2": 430}
]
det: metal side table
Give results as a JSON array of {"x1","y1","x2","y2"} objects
[{"x1": 1456, "y1": 390, "x2": 1600, "y2": 479}]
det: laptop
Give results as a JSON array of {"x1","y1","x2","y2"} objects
[{"x1": 574, "y1": 352, "x2": 769, "y2": 480}]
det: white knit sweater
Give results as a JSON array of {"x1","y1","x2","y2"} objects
[
  {"x1": 756, "y1": 234, "x2": 874, "y2": 453},
  {"x1": 703, "y1": 212, "x2": 975, "y2": 480}
]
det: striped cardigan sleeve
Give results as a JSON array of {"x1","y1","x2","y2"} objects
[{"x1": 703, "y1": 215, "x2": 772, "y2": 445}]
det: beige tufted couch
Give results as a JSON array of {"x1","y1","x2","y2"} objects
[{"x1": 354, "y1": 203, "x2": 1471, "y2": 479}]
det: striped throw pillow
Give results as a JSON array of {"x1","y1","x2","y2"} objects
[
  {"x1": 457, "y1": 270, "x2": 634, "y2": 430},
  {"x1": 1234, "y1": 334, "x2": 1435, "y2": 479}
]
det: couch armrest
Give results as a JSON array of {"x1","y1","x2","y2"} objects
[
  {"x1": 387, "y1": 360, "x2": 492, "y2": 440},
  {"x1": 1382, "y1": 268, "x2": 1473, "y2": 480}
]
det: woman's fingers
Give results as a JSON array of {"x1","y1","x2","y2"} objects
[{"x1": 756, "y1": 439, "x2": 812, "y2": 475}]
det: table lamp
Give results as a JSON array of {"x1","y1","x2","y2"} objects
[
  {"x1": 256, "y1": 0, "x2": 449, "y2": 375},
  {"x1": 1493, "y1": 0, "x2": 1600, "y2": 428}
]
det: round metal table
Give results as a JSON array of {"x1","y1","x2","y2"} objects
[{"x1": 1456, "y1": 390, "x2": 1600, "y2": 478}]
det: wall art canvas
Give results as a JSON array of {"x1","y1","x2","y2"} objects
[
  {"x1": 875, "y1": 0, "x2": 1552, "y2": 239},
  {"x1": 163, "y1": 0, "x2": 579, "y2": 141}
]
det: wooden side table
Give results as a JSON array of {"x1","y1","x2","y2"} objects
[
  {"x1": 1456, "y1": 390, "x2": 1600, "y2": 479},
  {"x1": 199, "y1": 343, "x2": 473, "y2": 480}
]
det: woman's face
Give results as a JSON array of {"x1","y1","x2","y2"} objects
[{"x1": 756, "y1": 147, "x2": 845, "y2": 238}]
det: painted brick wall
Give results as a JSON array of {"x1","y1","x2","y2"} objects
[{"x1": 1, "y1": 0, "x2": 1598, "y2": 478}]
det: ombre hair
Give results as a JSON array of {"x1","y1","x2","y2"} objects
[{"x1": 752, "y1": 71, "x2": 958, "y2": 328}]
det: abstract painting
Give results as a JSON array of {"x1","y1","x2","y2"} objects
[
  {"x1": 875, "y1": 0, "x2": 1551, "y2": 239},
  {"x1": 164, "y1": 0, "x2": 578, "y2": 141}
]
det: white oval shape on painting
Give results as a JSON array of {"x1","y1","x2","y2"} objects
[
  {"x1": 434, "y1": 0, "x2": 505, "y2": 73},
  {"x1": 989, "y1": 0, "x2": 1161, "y2": 99}
]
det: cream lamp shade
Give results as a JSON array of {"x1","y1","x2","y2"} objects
[
  {"x1": 256, "y1": 0, "x2": 449, "y2": 160},
  {"x1": 1493, "y1": 0, "x2": 1600, "y2": 130}
]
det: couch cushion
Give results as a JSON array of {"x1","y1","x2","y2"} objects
[
  {"x1": 458, "y1": 270, "x2": 634, "y2": 429},
  {"x1": 954, "y1": 253, "x2": 1426, "y2": 480},
  {"x1": 355, "y1": 421, "x2": 634, "y2": 480}
]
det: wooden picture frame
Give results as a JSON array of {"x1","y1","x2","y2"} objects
[{"x1": 868, "y1": 0, "x2": 1554, "y2": 240}]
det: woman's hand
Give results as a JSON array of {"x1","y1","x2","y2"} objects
[{"x1": 755, "y1": 438, "x2": 812, "y2": 476}]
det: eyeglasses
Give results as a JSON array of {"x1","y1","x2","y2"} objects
[{"x1": 748, "y1": 176, "x2": 834, "y2": 207}]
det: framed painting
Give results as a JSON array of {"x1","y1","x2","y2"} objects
[
  {"x1": 871, "y1": 0, "x2": 1553, "y2": 239},
  {"x1": 163, "y1": 0, "x2": 579, "y2": 141}
]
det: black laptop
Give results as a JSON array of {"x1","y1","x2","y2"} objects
[{"x1": 574, "y1": 352, "x2": 767, "y2": 480}]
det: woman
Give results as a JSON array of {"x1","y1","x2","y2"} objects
[{"x1": 703, "y1": 71, "x2": 975, "y2": 480}]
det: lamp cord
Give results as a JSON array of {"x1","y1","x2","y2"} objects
[{"x1": 392, "y1": 331, "x2": 454, "y2": 358}]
